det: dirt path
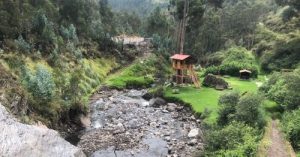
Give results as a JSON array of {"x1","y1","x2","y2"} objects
[{"x1": 267, "y1": 120, "x2": 296, "y2": 157}]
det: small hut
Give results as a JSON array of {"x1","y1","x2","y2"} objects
[
  {"x1": 239, "y1": 69, "x2": 252, "y2": 80},
  {"x1": 170, "y1": 54, "x2": 200, "y2": 88}
]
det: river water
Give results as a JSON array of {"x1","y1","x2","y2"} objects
[{"x1": 77, "y1": 89, "x2": 203, "y2": 157}]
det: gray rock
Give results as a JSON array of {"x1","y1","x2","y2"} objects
[
  {"x1": 0, "y1": 104, "x2": 85, "y2": 157},
  {"x1": 188, "y1": 128, "x2": 199, "y2": 138},
  {"x1": 188, "y1": 139, "x2": 198, "y2": 146},
  {"x1": 149, "y1": 97, "x2": 166, "y2": 107},
  {"x1": 162, "y1": 109, "x2": 169, "y2": 113},
  {"x1": 167, "y1": 103, "x2": 177, "y2": 112},
  {"x1": 165, "y1": 136, "x2": 171, "y2": 142},
  {"x1": 113, "y1": 123, "x2": 125, "y2": 134}
]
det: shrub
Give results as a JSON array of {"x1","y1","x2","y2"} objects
[
  {"x1": 205, "y1": 121, "x2": 260, "y2": 157},
  {"x1": 60, "y1": 24, "x2": 78, "y2": 42},
  {"x1": 261, "y1": 37, "x2": 300, "y2": 72},
  {"x1": 204, "y1": 63, "x2": 258, "y2": 77},
  {"x1": 282, "y1": 6, "x2": 297, "y2": 22},
  {"x1": 29, "y1": 65, "x2": 55, "y2": 103},
  {"x1": 260, "y1": 69, "x2": 300, "y2": 110},
  {"x1": 282, "y1": 109, "x2": 300, "y2": 150},
  {"x1": 23, "y1": 65, "x2": 55, "y2": 104},
  {"x1": 235, "y1": 93, "x2": 265, "y2": 129},
  {"x1": 204, "y1": 46, "x2": 258, "y2": 77},
  {"x1": 15, "y1": 35, "x2": 31, "y2": 53},
  {"x1": 217, "y1": 91, "x2": 240, "y2": 126}
]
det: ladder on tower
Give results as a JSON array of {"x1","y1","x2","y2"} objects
[{"x1": 189, "y1": 68, "x2": 200, "y2": 88}]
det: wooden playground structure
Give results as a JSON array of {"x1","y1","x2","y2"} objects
[{"x1": 170, "y1": 54, "x2": 200, "y2": 88}]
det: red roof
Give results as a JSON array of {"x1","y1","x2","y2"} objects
[{"x1": 170, "y1": 54, "x2": 190, "y2": 60}]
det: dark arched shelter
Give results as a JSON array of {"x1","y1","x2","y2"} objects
[{"x1": 239, "y1": 69, "x2": 252, "y2": 80}]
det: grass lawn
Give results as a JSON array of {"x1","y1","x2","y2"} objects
[{"x1": 164, "y1": 76, "x2": 260, "y2": 123}]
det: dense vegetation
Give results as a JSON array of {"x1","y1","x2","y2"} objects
[{"x1": 0, "y1": 0, "x2": 300, "y2": 155}]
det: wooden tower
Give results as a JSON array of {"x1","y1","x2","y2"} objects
[{"x1": 170, "y1": 54, "x2": 200, "y2": 88}]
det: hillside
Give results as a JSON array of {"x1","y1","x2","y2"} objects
[
  {"x1": 0, "y1": 0, "x2": 300, "y2": 156},
  {"x1": 108, "y1": 0, "x2": 169, "y2": 16}
]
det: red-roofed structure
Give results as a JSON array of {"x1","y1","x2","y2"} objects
[
  {"x1": 170, "y1": 53, "x2": 200, "y2": 88},
  {"x1": 170, "y1": 54, "x2": 190, "y2": 60}
]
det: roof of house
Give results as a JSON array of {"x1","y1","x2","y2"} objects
[
  {"x1": 170, "y1": 54, "x2": 190, "y2": 60},
  {"x1": 239, "y1": 69, "x2": 252, "y2": 73}
]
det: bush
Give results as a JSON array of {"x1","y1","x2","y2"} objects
[
  {"x1": 15, "y1": 35, "x2": 31, "y2": 53},
  {"x1": 282, "y1": 109, "x2": 300, "y2": 150},
  {"x1": 235, "y1": 93, "x2": 266, "y2": 129},
  {"x1": 217, "y1": 91, "x2": 240, "y2": 126},
  {"x1": 60, "y1": 24, "x2": 78, "y2": 42},
  {"x1": 282, "y1": 6, "x2": 297, "y2": 22},
  {"x1": 204, "y1": 63, "x2": 258, "y2": 78},
  {"x1": 204, "y1": 46, "x2": 258, "y2": 77},
  {"x1": 261, "y1": 37, "x2": 300, "y2": 72},
  {"x1": 205, "y1": 121, "x2": 260, "y2": 157},
  {"x1": 260, "y1": 69, "x2": 300, "y2": 110},
  {"x1": 28, "y1": 65, "x2": 55, "y2": 103}
]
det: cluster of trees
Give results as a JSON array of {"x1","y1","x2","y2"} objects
[
  {"x1": 259, "y1": 68, "x2": 300, "y2": 151},
  {"x1": 108, "y1": 0, "x2": 169, "y2": 17},
  {"x1": 203, "y1": 91, "x2": 265, "y2": 156}
]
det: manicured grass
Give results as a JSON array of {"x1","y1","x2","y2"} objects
[
  {"x1": 164, "y1": 76, "x2": 260, "y2": 123},
  {"x1": 224, "y1": 77, "x2": 258, "y2": 93},
  {"x1": 165, "y1": 86, "x2": 222, "y2": 123}
]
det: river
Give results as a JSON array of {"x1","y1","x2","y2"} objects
[{"x1": 77, "y1": 89, "x2": 203, "y2": 157}]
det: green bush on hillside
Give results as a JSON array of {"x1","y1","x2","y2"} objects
[
  {"x1": 261, "y1": 37, "x2": 300, "y2": 72},
  {"x1": 204, "y1": 121, "x2": 260, "y2": 157},
  {"x1": 28, "y1": 65, "x2": 55, "y2": 104},
  {"x1": 235, "y1": 93, "x2": 265, "y2": 129},
  {"x1": 217, "y1": 91, "x2": 265, "y2": 129},
  {"x1": 281, "y1": 109, "x2": 300, "y2": 150},
  {"x1": 204, "y1": 47, "x2": 258, "y2": 77},
  {"x1": 15, "y1": 35, "x2": 31, "y2": 54},
  {"x1": 217, "y1": 91, "x2": 240, "y2": 126},
  {"x1": 260, "y1": 69, "x2": 300, "y2": 110}
]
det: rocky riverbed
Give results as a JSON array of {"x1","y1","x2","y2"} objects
[{"x1": 78, "y1": 89, "x2": 203, "y2": 157}]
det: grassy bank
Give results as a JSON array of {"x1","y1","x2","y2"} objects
[
  {"x1": 105, "y1": 56, "x2": 158, "y2": 89},
  {"x1": 164, "y1": 77, "x2": 260, "y2": 123},
  {"x1": 1, "y1": 53, "x2": 119, "y2": 125}
]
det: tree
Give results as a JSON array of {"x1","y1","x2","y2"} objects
[
  {"x1": 217, "y1": 91, "x2": 240, "y2": 126},
  {"x1": 235, "y1": 93, "x2": 265, "y2": 128},
  {"x1": 26, "y1": 65, "x2": 55, "y2": 103},
  {"x1": 276, "y1": 0, "x2": 300, "y2": 11},
  {"x1": 15, "y1": 35, "x2": 31, "y2": 53},
  {"x1": 145, "y1": 7, "x2": 173, "y2": 37}
]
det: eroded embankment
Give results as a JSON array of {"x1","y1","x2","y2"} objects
[{"x1": 78, "y1": 89, "x2": 203, "y2": 157}]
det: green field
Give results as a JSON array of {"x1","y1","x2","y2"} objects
[{"x1": 164, "y1": 77, "x2": 261, "y2": 123}]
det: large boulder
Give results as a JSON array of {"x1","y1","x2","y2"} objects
[
  {"x1": 149, "y1": 97, "x2": 166, "y2": 108},
  {"x1": 0, "y1": 103, "x2": 86, "y2": 157},
  {"x1": 203, "y1": 74, "x2": 229, "y2": 90}
]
